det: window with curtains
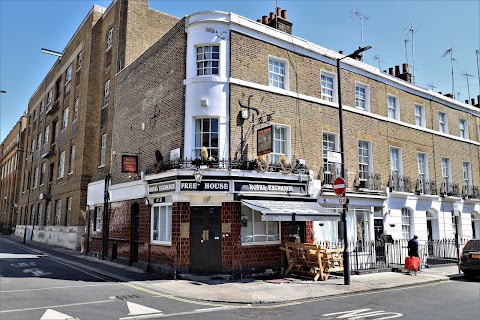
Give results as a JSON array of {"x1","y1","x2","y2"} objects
[
  {"x1": 240, "y1": 205, "x2": 280, "y2": 244},
  {"x1": 401, "y1": 207, "x2": 412, "y2": 240},
  {"x1": 151, "y1": 204, "x2": 172, "y2": 244},
  {"x1": 270, "y1": 125, "x2": 289, "y2": 163},
  {"x1": 355, "y1": 83, "x2": 368, "y2": 110},
  {"x1": 358, "y1": 140, "x2": 371, "y2": 181},
  {"x1": 390, "y1": 147, "x2": 401, "y2": 176}
]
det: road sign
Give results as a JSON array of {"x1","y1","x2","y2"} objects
[
  {"x1": 327, "y1": 151, "x2": 342, "y2": 164},
  {"x1": 339, "y1": 196, "x2": 348, "y2": 206},
  {"x1": 333, "y1": 177, "x2": 345, "y2": 195}
]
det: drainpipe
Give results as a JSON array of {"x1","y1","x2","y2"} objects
[{"x1": 102, "y1": 173, "x2": 111, "y2": 260}]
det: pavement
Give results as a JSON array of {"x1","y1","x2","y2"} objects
[{"x1": 0, "y1": 235, "x2": 466, "y2": 304}]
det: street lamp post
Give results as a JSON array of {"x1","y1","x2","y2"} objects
[{"x1": 336, "y1": 46, "x2": 372, "y2": 285}]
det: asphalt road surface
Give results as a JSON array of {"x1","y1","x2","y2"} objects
[{"x1": 1, "y1": 238, "x2": 479, "y2": 320}]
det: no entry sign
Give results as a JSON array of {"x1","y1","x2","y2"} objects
[{"x1": 333, "y1": 177, "x2": 345, "y2": 195}]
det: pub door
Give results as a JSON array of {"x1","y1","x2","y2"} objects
[{"x1": 190, "y1": 206, "x2": 222, "y2": 274}]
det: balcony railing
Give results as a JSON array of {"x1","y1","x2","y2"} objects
[
  {"x1": 145, "y1": 158, "x2": 310, "y2": 176},
  {"x1": 46, "y1": 99, "x2": 60, "y2": 115},
  {"x1": 389, "y1": 174, "x2": 412, "y2": 193},
  {"x1": 415, "y1": 179, "x2": 438, "y2": 195},
  {"x1": 440, "y1": 182, "x2": 460, "y2": 197},
  {"x1": 319, "y1": 166, "x2": 348, "y2": 188},
  {"x1": 41, "y1": 143, "x2": 56, "y2": 158},
  {"x1": 462, "y1": 185, "x2": 480, "y2": 199},
  {"x1": 353, "y1": 172, "x2": 381, "y2": 191}
]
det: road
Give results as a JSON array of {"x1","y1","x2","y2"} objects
[{"x1": 1, "y1": 237, "x2": 479, "y2": 320}]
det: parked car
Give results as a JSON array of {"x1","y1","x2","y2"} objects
[{"x1": 459, "y1": 239, "x2": 480, "y2": 280}]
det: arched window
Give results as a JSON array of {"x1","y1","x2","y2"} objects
[{"x1": 401, "y1": 208, "x2": 412, "y2": 240}]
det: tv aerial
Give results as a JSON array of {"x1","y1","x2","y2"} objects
[
  {"x1": 442, "y1": 47, "x2": 457, "y2": 99},
  {"x1": 373, "y1": 54, "x2": 385, "y2": 70},
  {"x1": 462, "y1": 72, "x2": 474, "y2": 101},
  {"x1": 404, "y1": 22, "x2": 421, "y2": 84},
  {"x1": 351, "y1": 9, "x2": 369, "y2": 58}
]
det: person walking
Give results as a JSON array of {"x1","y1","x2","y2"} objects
[{"x1": 408, "y1": 235, "x2": 419, "y2": 257}]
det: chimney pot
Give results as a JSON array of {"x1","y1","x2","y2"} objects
[
  {"x1": 402, "y1": 63, "x2": 408, "y2": 73},
  {"x1": 339, "y1": 50, "x2": 344, "y2": 54},
  {"x1": 388, "y1": 67, "x2": 394, "y2": 75},
  {"x1": 281, "y1": 9, "x2": 288, "y2": 20},
  {"x1": 465, "y1": 99, "x2": 469, "y2": 104},
  {"x1": 262, "y1": 16, "x2": 268, "y2": 24},
  {"x1": 383, "y1": 70, "x2": 387, "y2": 73},
  {"x1": 276, "y1": 7, "x2": 281, "y2": 17},
  {"x1": 477, "y1": 95, "x2": 480, "y2": 106},
  {"x1": 438, "y1": 92, "x2": 442, "y2": 95},
  {"x1": 257, "y1": 19, "x2": 261, "y2": 23},
  {"x1": 395, "y1": 65, "x2": 400, "y2": 76},
  {"x1": 269, "y1": 12, "x2": 275, "y2": 22},
  {"x1": 471, "y1": 98, "x2": 475, "y2": 105}
]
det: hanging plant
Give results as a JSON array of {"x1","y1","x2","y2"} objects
[{"x1": 201, "y1": 146, "x2": 208, "y2": 160}]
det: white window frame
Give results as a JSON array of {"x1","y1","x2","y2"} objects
[
  {"x1": 438, "y1": 112, "x2": 448, "y2": 133},
  {"x1": 358, "y1": 140, "x2": 372, "y2": 180},
  {"x1": 77, "y1": 51, "x2": 82, "y2": 71},
  {"x1": 320, "y1": 71, "x2": 336, "y2": 102},
  {"x1": 194, "y1": 118, "x2": 219, "y2": 160},
  {"x1": 387, "y1": 95, "x2": 400, "y2": 120},
  {"x1": 441, "y1": 157, "x2": 451, "y2": 183},
  {"x1": 66, "y1": 197, "x2": 72, "y2": 226},
  {"x1": 106, "y1": 28, "x2": 113, "y2": 51},
  {"x1": 65, "y1": 64, "x2": 72, "y2": 97},
  {"x1": 270, "y1": 124, "x2": 291, "y2": 164},
  {"x1": 462, "y1": 161, "x2": 472, "y2": 186},
  {"x1": 401, "y1": 207, "x2": 412, "y2": 240},
  {"x1": 196, "y1": 44, "x2": 220, "y2": 76},
  {"x1": 95, "y1": 206, "x2": 103, "y2": 232},
  {"x1": 47, "y1": 89, "x2": 53, "y2": 106},
  {"x1": 99, "y1": 134, "x2": 107, "y2": 167},
  {"x1": 355, "y1": 83, "x2": 369, "y2": 111},
  {"x1": 58, "y1": 151, "x2": 65, "y2": 178},
  {"x1": 417, "y1": 152, "x2": 429, "y2": 181},
  {"x1": 61, "y1": 107, "x2": 69, "y2": 131},
  {"x1": 103, "y1": 79, "x2": 110, "y2": 108},
  {"x1": 37, "y1": 131, "x2": 42, "y2": 150},
  {"x1": 459, "y1": 119, "x2": 468, "y2": 139},
  {"x1": 414, "y1": 104, "x2": 425, "y2": 127},
  {"x1": 69, "y1": 145, "x2": 76, "y2": 174},
  {"x1": 73, "y1": 97, "x2": 79, "y2": 122},
  {"x1": 44, "y1": 125, "x2": 50, "y2": 146},
  {"x1": 40, "y1": 162, "x2": 46, "y2": 186},
  {"x1": 151, "y1": 203, "x2": 172, "y2": 245},
  {"x1": 390, "y1": 147, "x2": 402, "y2": 176},
  {"x1": 55, "y1": 200, "x2": 62, "y2": 226},
  {"x1": 268, "y1": 56, "x2": 288, "y2": 90},
  {"x1": 33, "y1": 166, "x2": 39, "y2": 189},
  {"x1": 241, "y1": 205, "x2": 281, "y2": 245}
]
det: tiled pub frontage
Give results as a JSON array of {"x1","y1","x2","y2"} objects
[{"x1": 86, "y1": 168, "x2": 340, "y2": 277}]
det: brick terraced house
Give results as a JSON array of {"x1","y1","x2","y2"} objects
[
  {"x1": 7, "y1": 0, "x2": 479, "y2": 276},
  {"x1": 81, "y1": 4, "x2": 480, "y2": 276},
  {"x1": 14, "y1": 0, "x2": 178, "y2": 249}
]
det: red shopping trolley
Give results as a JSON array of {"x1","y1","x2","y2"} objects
[{"x1": 404, "y1": 256, "x2": 420, "y2": 275}]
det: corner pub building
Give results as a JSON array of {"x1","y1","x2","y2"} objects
[{"x1": 85, "y1": 3, "x2": 480, "y2": 277}]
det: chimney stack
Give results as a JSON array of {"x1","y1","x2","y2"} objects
[
  {"x1": 262, "y1": 7, "x2": 292, "y2": 34},
  {"x1": 465, "y1": 99, "x2": 469, "y2": 104},
  {"x1": 389, "y1": 67, "x2": 394, "y2": 76},
  {"x1": 395, "y1": 65, "x2": 400, "y2": 76},
  {"x1": 402, "y1": 63, "x2": 408, "y2": 73},
  {"x1": 397, "y1": 63, "x2": 412, "y2": 83},
  {"x1": 472, "y1": 98, "x2": 475, "y2": 105}
]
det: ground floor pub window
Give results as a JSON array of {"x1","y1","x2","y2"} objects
[
  {"x1": 241, "y1": 205, "x2": 280, "y2": 244},
  {"x1": 151, "y1": 204, "x2": 172, "y2": 245}
]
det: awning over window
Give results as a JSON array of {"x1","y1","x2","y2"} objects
[{"x1": 241, "y1": 199, "x2": 341, "y2": 222}]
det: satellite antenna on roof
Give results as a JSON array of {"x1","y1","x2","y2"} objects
[
  {"x1": 427, "y1": 82, "x2": 436, "y2": 91},
  {"x1": 442, "y1": 47, "x2": 456, "y2": 99},
  {"x1": 404, "y1": 22, "x2": 421, "y2": 84},
  {"x1": 351, "y1": 8, "x2": 369, "y2": 59},
  {"x1": 457, "y1": 92, "x2": 461, "y2": 100},
  {"x1": 404, "y1": 39, "x2": 409, "y2": 66},
  {"x1": 373, "y1": 54, "x2": 384, "y2": 70},
  {"x1": 463, "y1": 72, "x2": 474, "y2": 102},
  {"x1": 476, "y1": 50, "x2": 480, "y2": 97}
]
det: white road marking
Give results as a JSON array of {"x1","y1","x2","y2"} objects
[
  {"x1": 1, "y1": 282, "x2": 118, "y2": 293},
  {"x1": 127, "y1": 301, "x2": 162, "y2": 316},
  {"x1": 0, "y1": 300, "x2": 113, "y2": 313},
  {"x1": 323, "y1": 308, "x2": 403, "y2": 319},
  {"x1": 0, "y1": 253, "x2": 43, "y2": 259},
  {"x1": 40, "y1": 308, "x2": 79, "y2": 320},
  {"x1": 120, "y1": 306, "x2": 238, "y2": 320}
]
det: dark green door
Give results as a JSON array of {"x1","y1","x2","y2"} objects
[{"x1": 190, "y1": 207, "x2": 222, "y2": 273}]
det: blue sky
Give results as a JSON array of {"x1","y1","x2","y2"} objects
[{"x1": 1, "y1": 0, "x2": 479, "y2": 141}]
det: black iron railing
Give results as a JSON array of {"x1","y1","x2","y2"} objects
[
  {"x1": 353, "y1": 172, "x2": 381, "y2": 191},
  {"x1": 144, "y1": 158, "x2": 310, "y2": 176},
  {"x1": 415, "y1": 179, "x2": 438, "y2": 195},
  {"x1": 462, "y1": 185, "x2": 480, "y2": 199},
  {"x1": 440, "y1": 182, "x2": 460, "y2": 197},
  {"x1": 389, "y1": 174, "x2": 412, "y2": 193}
]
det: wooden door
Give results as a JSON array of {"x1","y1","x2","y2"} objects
[{"x1": 190, "y1": 207, "x2": 222, "y2": 273}]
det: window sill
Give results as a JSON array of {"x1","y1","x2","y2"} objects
[
  {"x1": 150, "y1": 241, "x2": 172, "y2": 247},
  {"x1": 241, "y1": 241, "x2": 281, "y2": 247},
  {"x1": 184, "y1": 75, "x2": 228, "y2": 85}
]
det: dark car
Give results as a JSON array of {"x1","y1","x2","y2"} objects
[{"x1": 459, "y1": 239, "x2": 480, "y2": 280}]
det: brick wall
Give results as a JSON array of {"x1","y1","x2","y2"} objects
[
  {"x1": 229, "y1": 31, "x2": 479, "y2": 190},
  {"x1": 111, "y1": 19, "x2": 187, "y2": 184}
]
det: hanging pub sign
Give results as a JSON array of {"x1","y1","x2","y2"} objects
[
  {"x1": 257, "y1": 126, "x2": 272, "y2": 156},
  {"x1": 122, "y1": 155, "x2": 138, "y2": 173}
]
